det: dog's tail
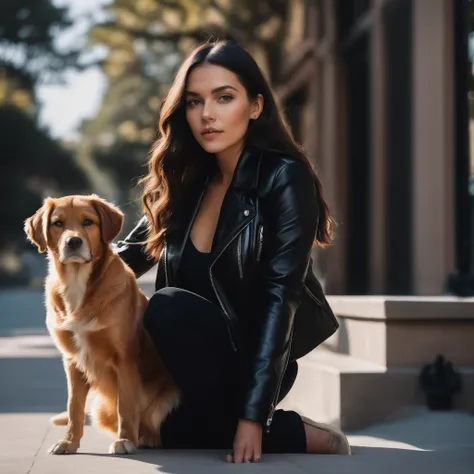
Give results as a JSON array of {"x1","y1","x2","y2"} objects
[{"x1": 50, "y1": 411, "x2": 68, "y2": 426}]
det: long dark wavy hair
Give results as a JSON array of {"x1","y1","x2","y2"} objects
[{"x1": 139, "y1": 40, "x2": 335, "y2": 260}]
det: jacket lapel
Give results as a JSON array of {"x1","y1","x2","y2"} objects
[
  {"x1": 211, "y1": 147, "x2": 261, "y2": 258},
  {"x1": 166, "y1": 174, "x2": 209, "y2": 284},
  {"x1": 167, "y1": 147, "x2": 262, "y2": 280}
]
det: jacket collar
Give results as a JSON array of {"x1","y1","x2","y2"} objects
[
  {"x1": 210, "y1": 146, "x2": 261, "y2": 255},
  {"x1": 227, "y1": 146, "x2": 261, "y2": 192},
  {"x1": 166, "y1": 146, "x2": 262, "y2": 282}
]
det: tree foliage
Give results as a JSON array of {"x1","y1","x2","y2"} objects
[
  {"x1": 0, "y1": 0, "x2": 81, "y2": 83},
  {"x1": 0, "y1": 1, "x2": 89, "y2": 251},
  {"x1": 0, "y1": 105, "x2": 89, "y2": 246}
]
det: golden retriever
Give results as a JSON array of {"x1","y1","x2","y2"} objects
[{"x1": 24, "y1": 194, "x2": 180, "y2": 455}]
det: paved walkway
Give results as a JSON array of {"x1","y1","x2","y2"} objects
[{"x1": 1, "y1": 289, "x2": 473, "y2": 473}]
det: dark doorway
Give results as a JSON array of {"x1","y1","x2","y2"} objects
[
  {"x1": 384, "y1": 0, "x2": 413, "y2": 294},
  {"x1": 343, "y1": 34, "x2": 372, "y2": 294}
]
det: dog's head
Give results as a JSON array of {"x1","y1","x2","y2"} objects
[{"x1": 24, "y1": 194, "x2": 124, "y2": 264}]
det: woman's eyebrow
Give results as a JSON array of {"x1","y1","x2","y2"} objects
[{"x1": 185, "y1": 85, "x2": 239, "y2": 96}]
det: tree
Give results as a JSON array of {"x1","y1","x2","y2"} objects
[
  {"x1": 0, "y1": 0, "x2": 79, "y2": 83},
  {"x1": 0, "y1": 1, "x2": 89, "y2": 251},
  {"x1": 0, "y1": 104, "x2": 89, "y2": 247}
]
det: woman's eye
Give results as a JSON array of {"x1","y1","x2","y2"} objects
[
  {"x1": 52, "y1": 221, "x2": 63, "y2": 228},
  {"x1": 218, "y1": 94, "x2": 233, "y2": 103},
  {"x1": 83, "y1": 219, "x2": 93, "y2": 227},
  {"x1": 186, "y1": 99, "x2": 200, "y2": 107}
]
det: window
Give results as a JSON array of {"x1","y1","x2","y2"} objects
[
  {"x1": 337, "y1": 0, "x2": 372, "y2": 37},
  {"x1": 447, "y1": 0, "x2": 474, "y2": 295},
  {"x1": 465, "y1": 0, "x2": 474, "y2": 276},
  {"x1": 344, "y1": 34, "x2": 372, "y2": 294},
  {"x1": 384, "y1": 0, "x2": 413, "y2": 294},
  {"x1": 337, "y1": 0, "x2": 373, "y2": 294}
]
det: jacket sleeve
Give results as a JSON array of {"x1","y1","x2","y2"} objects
[
  {"x1": 114, "y1": 215, "x2": 157, "y2": 278},
  {"x1": 239, "y1": 161, "x2": 319, "y2": 427}
]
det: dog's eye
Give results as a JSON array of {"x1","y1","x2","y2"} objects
[
  {"x1": 83, "y1": 219, "x2": 93, "y2": 227},
  {"x1": 52, "y1": 220, "x2": 63, "y2": 228}
]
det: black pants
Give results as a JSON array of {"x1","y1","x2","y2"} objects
[{"x1": 143, "y1": 287, "x2": 307, "y2": 453}]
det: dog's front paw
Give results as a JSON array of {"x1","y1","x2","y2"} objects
[
  {"x1": 48, "y1": 440, "x2": 79, "y2": 455},
  {"x1": 109, "y1": 439, "x2": 136, "y2": 455}
]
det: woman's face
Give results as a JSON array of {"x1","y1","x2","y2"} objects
[{"x1": 184, "y1": 63, "x2": 263, "y2": 159}]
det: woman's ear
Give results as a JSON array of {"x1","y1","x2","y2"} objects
[
  {"x1": 90, "y1": 194, "x2": 124, "y2": 244},
  {"x1": 24, "y1": 199, "x2": 54, "y2": 253},
  {"x1": 250, "y1": 94, "x2": 264, "y2": 120}
]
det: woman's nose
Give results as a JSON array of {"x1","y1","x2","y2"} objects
[{"x1": 201, "y1": 101, "x2": 215, "y2": 121}]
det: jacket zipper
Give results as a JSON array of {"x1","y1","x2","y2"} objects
[
  {"x1": 265, "y1": 333, "x2": 293, "y2": 433},
  {"x1": 209, "y1": 223, "x2": 252, "y2": 352},
  {"x1": 209, "y1": 261, "x2": 237, "y2": 352},
  {"x1": 237, "y1": 233, "x2": 243, "y2": 279},
  {"x1": 304, "y1": 285, "x2": 323, "y2": 306},
  {"x1": 256, "y1": 225, "x2": 264, "y2": 262},
  {"x1": 163, "y1": 244, "x2": 169, "y2": 287},
  {"x1": 176, "y1": 179, "x2": 208, "y2": 274}
]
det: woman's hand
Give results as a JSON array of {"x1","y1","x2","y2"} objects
[{"x1": 226, "y1": 419, "x2": 262, "y2": 463}]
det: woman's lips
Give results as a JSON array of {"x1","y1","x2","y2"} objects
[{"x1": 201, "y1": 130, "x2": 223, "y2": 140}]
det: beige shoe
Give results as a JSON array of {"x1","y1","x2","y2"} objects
[{"x1": 301, "y1": 416, "x2": 352, "y2": 455}]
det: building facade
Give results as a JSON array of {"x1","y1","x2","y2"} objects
[
  {"x1": 272, "y1": 2, "x2": 474, "y2": 427},
  {"x1": 276, "y1": 0, "x2": 473, "y2": 296}
]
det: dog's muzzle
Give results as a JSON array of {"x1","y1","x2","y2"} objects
[{"x1": 60, "y1": 237, "x2": 92, "y2": 263}]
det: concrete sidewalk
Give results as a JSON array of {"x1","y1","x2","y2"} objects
[
  {"x1": 1, "y1": 410, "x2": 473, "y2": 474},
  {"x1": 1, "y1": 289, "x2": 474, "y2": 473}
]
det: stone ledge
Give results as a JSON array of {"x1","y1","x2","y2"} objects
[
  {"x1": 324, "y1": 297, "x2": 474, "y2": 366},
  {"x1": 326, "y1": 296, "x2": 474, "y2": 320}
]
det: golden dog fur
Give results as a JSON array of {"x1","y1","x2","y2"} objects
[{"x1": 24, "y1": 194, "x2": 180, "y2": 455}]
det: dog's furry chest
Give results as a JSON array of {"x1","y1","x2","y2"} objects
[
  {"x1": 53, "y1": 319, "x2": 110, "y2": 382},
  {"x1": 62, "y1": 264, "x2": 92, "y2": 312}
]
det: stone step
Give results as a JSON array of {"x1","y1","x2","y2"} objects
[
  {"x1": 324, "y1": 296, "x2": 474, "y2": 367},
  {"x1": 277, "y1": 348, "x2": 474, "y2": 431}
]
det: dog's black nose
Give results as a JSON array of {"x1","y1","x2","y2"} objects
[{"x1": 67, "y1": 237, "x2": 83, "y2": 250}]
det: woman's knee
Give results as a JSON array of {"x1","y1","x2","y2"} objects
[
  {"x1": 144, "y1": 287, "x2": 204, "y2": 330},
  {"x1": 147, "y1": 287, "x2": 176, "y2": 309},
  {"x1": 144, "y1": 288, "x2": 180, "y2": 330},
  {"x1": 147, "y1": 287, "x2": 196, "y2": 311},
  {"x1": 143, "y1": 287, "x2": 228, "y2": 347}
]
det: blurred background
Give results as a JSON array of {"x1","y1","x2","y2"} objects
[{"x1": 0, "y1": 0, "x2": 473, "y2": 297}]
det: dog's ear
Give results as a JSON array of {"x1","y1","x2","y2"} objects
[
  {"x1": 91, "y1": 195, "x2": 124, "y2": 243},
  {"x1": 24, "y1": 199, "x2": 54, "y2": 253}
]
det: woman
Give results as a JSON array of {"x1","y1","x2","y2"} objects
[{"x1": 116, "y1": 40, "x2": 351, "y2": 462}]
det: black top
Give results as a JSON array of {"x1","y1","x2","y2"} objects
[{"x1": 177, "y1": 238, "x2": 218, "y2": 304}]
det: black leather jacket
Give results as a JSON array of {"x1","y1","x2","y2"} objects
[{"x1": 116, "y1": 147, "x2": 319, "y2": 430}]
